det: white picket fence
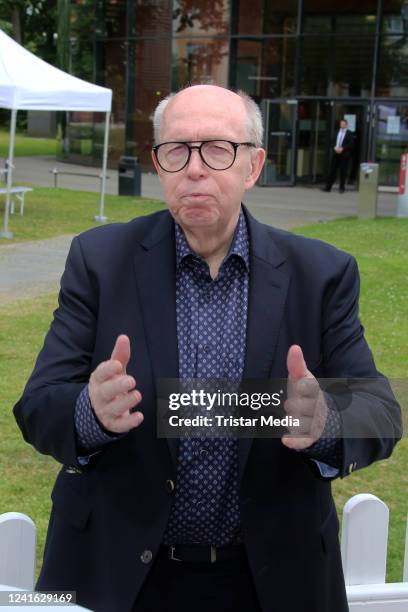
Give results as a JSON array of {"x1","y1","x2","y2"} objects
[
  {"x1": 0, "y1": 512, "x2": 36, "y2": 591},
  {"x1": 0, "y1": 494, "x2": 407, "y2": 610},
  {"x1": 344, "y1": 494, "x2": 408, "y2": 611}
]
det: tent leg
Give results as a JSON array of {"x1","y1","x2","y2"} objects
[
  {"x1": 95, "y1": 111, "x2": 110, "y2": 223},
  {"x1": 0, "y1": 108, "x2": 17, "y2": 239}
]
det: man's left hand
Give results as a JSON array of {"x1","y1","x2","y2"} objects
[{"x1": 281, "y1": 345, "x2": 328, "y2": 450}]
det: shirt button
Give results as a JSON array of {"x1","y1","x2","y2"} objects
[
  {"x1": 200, "y1": 448, "x2": 208, "y2": 457},
  {"x1": 140, "y1": 550, "x2": 153, "y2": 564},
  {"x1": 165, "y1": 479, "x2": 175, "y2": 494}
]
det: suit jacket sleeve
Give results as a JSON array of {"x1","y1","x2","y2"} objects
[
  {"x1": 318, "y1": 254, "x2": 402, "y2": 478},
  {"x1": 13, "y1": 235, "x2": 98, "y2": 468},
  {"x1": 342, "y1": 130, "x2": 355, "y2": 153}
]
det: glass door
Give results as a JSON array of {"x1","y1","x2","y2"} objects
[
  {"x1": 297, "y1": 100, "x2": 331, "y2": 184},
  {"x1": 259, "y1": 99, "x2": 297, "y2": 186}
]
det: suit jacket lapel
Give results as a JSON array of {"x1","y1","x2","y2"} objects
[
  {"x1": 239, "y1": 209, "x2": 290, "y2": 481},
  {"x1": 133, "y1": 212, "x2": 180, "y2": 466}
]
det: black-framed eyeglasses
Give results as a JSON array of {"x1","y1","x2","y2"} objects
[{"x1": 152, "y1": 140, "x2": 256, "y2": 173}]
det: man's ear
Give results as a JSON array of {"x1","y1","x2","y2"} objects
[
  {"x1": 244, "y1": 148, "x2": 266, "y2": 189},
  {"x1": 151, "y1": 149, "x2": 161, "y2": 175}
]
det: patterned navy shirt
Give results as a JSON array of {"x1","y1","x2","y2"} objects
[{"x1": 162, "y1": 210, "x2": 249, "y2": 546}]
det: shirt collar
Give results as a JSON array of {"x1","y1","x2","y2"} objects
[{"x1": 174, "y1": 207, "x2": 250, "y2": 271}]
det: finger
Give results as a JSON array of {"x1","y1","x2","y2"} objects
[
  {"x1": 290, "y1": 377, "x2": 320, "y2": 400},
  {"x1": 102, "y1": 410, "x2": 144, "y2": 435},
  {"x1": 289, "y1": 416, "x2": 313, "y2": 436},
  {"x1": 92, "y1": 360, "x2": 123, "y2": 384},
  {"x1": 283, "y1": 402, "x2": 313, "y2": 434},
  {"x1": 281, "y1": 435, "x2": 315, "y2": 451},
  {"x1": 99, "y1": 375, "x2": 136, "y2": 404},
  {"x1": 111, "y1": 335, "x2": 131, "y2": 373},
  {"x1": 287, "y1": 345, "x2": 309, "y2": 381},
  {"x1": 115, "y1": 410, "x2": 144, "y2": 433},
  {"x1": 284, "y1": 397, "x2": 316, "y2": 418},
  {"x1": 106, "y1": 388, "x2": 142, "y2": 418}
]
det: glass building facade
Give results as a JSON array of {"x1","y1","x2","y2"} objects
[{"x1": 65, "y1": 0, "x2": 408, "y2": 187}]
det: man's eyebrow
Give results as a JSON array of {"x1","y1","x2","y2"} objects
[{"x1": 160, "y1": 137, "x2": 239, "y2": 144}]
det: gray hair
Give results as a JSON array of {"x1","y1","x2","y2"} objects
[{"x1": 152, "y1": 87, "x2": 264, "y2": 147}]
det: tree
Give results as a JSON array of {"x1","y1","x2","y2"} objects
[{"x1": 0, "y1": 0, "x2": 57, "y2": 63}]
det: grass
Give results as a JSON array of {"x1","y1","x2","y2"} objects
[
  {"x1": 0, "y1": 131, "x2": 58, "y2": 158},
  {"x1": 0, "y1": 185, "x2": 165, "y2": 242},
  {"x1": 0, "y1": 209, "x2": 407, "y2": 582},
  {"x1": 295, "y1": 218, "x2": 408, "y2": 376}
]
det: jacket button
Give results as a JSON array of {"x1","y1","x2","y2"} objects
[
  {"x1": 140, "y1": 550, "x2": 153, "y2": 564},
  {"x1": 166, "y1": 479, "x2": 175, "y2": 493}
]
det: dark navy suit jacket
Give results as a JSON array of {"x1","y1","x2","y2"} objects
[
  {"x1": 333, "y1": 129, "x2": 355, "y2": 157},
  {"x1": 14, "y1": 208, "x2": 401, "y2": 612}
]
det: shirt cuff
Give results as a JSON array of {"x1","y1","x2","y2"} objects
[
  {"x1": 74, "y1": 385, "x2": 121, "y2": 456},
  {"x1": 310, "y1": 460, "x2": 339, "y2": 479}
]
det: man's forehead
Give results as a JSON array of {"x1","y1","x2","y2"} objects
[
  {"x1": 170, "y1": 84, "x2": 244, "y2": 108},
  {"x1": 161, "y1": 88, "x2": 248, "y2": 140}
]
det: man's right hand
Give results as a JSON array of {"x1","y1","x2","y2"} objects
[{"x1": 88, "y1": 335, "x2": 144, "y2": 434}]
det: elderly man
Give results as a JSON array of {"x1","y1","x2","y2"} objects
[{"x1": 14, "y1": 85, "x2": 401, "y2": 612}]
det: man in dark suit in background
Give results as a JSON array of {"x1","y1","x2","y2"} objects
[
  {"x1": 13, "y1": 86, "x2": 401, "y2": 612},
  {"x1": 323, "y1": 118, "x2": 355, "y2": 193}
]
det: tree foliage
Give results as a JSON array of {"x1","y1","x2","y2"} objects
[{"x1": 0, "y1": 0, "x2": 57, "y2": 63}]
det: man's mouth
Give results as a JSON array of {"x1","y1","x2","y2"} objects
[{"x1": 182, "y1": 193, "x2": 212, "y2": 202}]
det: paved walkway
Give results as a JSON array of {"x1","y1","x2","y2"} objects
[
  {"x1": 0, "y1": 234, "x2": 74, "y2": 304},
  {"x1": 0, "y1": 155, "x2": 399, "y2": 304},
  {"x1": 12, "y1": 156, "x2": 398, "y2": 225}
]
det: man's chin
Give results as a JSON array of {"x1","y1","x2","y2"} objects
[{"x1": 177, "y1": 208, "x2": 219, "y2": 228}]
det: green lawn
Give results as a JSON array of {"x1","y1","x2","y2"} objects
[
  {"x1": 0, "y1": 131, "x2": 58, "y2": 157},
  {"x1": 296, "y1": 218, "x2": 408, "y2": 376},
  {"x1": 0, "y1": 210, "x2": 407, "y2": 582},
  {"x1": 0, "y1": 185, "x2": 164, "y2": 242}
]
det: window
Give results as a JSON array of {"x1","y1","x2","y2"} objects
[{"x1": 171, "y1": 37, "x2": 229, "y2": 88}]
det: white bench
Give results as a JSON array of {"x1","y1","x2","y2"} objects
[{"x1": 0, "y1": 187, "x2": 33, "y2": 215}]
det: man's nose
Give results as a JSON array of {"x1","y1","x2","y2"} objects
[{"x1": 185, "y1": 148, "x2": 208, "y2": 178}]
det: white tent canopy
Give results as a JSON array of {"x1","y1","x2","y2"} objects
[{"x1": 0, "y1": 29, "x2": 112, "y2": 237}]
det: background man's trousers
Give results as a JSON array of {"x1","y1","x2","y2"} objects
[{"x1": 325, "y1": 152, "x2": 351, "y2": 191}]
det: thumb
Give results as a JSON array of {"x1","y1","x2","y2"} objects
[
  {"x1": 287, "y1": 345, "x2": 309, "y2": 381},
  {"x1": 111, "y1": 334, "x2": 131, "y2": 373}
]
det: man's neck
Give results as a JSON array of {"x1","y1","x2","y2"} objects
[{"x1": 182, "y1": 213, "x2": 240, "y2": 279}]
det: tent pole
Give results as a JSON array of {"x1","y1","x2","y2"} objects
[
  {"x1": 1, "y1": 108, "x2": 17, "y2": 239},
  {"x1": 95, "y1": 110, "x2": 110, "y2": 223}
]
